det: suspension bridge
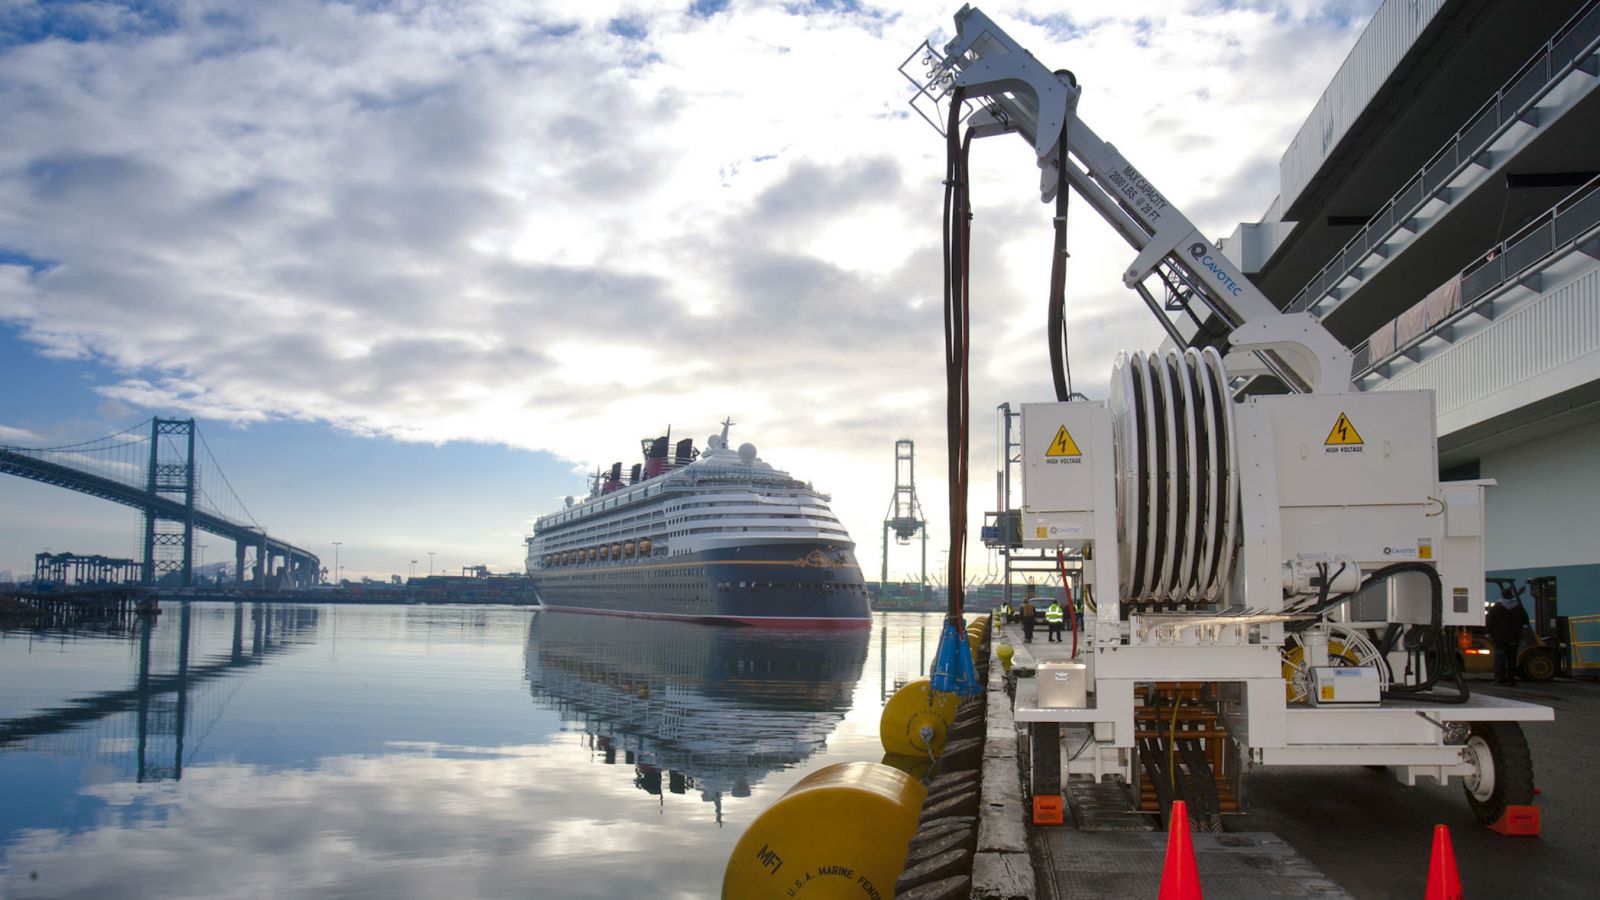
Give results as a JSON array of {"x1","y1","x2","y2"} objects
[{"x1": 0, "y1": 417, "x2": 319, "y2": 589}]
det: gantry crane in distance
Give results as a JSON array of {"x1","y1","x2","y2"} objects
[{"x1": 880, "y1": 439, "x2": 928, "y2": 597}]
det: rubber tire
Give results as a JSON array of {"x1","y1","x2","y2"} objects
[
  {"x1": 1519, "y1": 648, "x2": 1558, "y2": 683},
  {"x1": 1463, "y1": 722, "x2": 1535, "y2": 825}
]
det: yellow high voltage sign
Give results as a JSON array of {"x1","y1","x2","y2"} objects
[
  {"x1": 1045, "y1": 425, "x2": 1082, "y2": 458},
  {"x1": 1325, "y1": 412, "x2": 1364, "y2": 449}
]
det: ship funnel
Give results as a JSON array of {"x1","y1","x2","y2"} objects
[
  {"x1": 675, "y1": 438, "x2": 697, "y2": 463},
  {"x1": 644, "y1": 435, "x2": 670, "y2": 478},
  {"x1": 629, "y1": 463, "x2": 642, "y2": 484}
]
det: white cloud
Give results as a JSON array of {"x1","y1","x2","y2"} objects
[
  {"x1": 0, "y1": 745, "x2": 721, "y2": 898},
  {"x1": 0, "y1": 0, "x2": 1377, "y2": 580},
  {"x1": 0, "y1": 425, "x2": 43, "y2": 444}
]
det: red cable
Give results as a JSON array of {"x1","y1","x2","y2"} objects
[{"x1": 1057, "y1": 547, "x2": 1077, "y2": 657}]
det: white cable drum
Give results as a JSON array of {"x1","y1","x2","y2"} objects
[
  {"x1": 1204, "y1": 348, "x2": 1241, "y2": 602},
  {"x1": 1151, "y1": 352, "x2": 1178, "y2": 603},
  {"x1": 1196, "y1": 349, "x2": 1230, "y2": 600},
  {"x1": 1189, "y1": 348, "x2": 1222, "y2": 601},
  {"x1": 1136, "y1": 353, "x2": 1160, "y2": 601},
  {"x1": 1174, "y1": 351, "x2": 1202, "y2": 601},
  {"x1": 1123, "y1": 353, "x2": 1153, "y2": 598},
  {"x1": 1110, "y1": 353, "x2": 1140, "y2": 600},
  {"x1": 1108, "y1": 345, "x2": 1241, "y2": 607}
]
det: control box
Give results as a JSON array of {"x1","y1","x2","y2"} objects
[
  {"x1": 1309, "y1": 666, "x2": 1381, "y2": 707},
  {"x1": 1037, "y1": 661, "x2": 1089, "y2": 708},
  {"x1": 1020, "y1": 402, "x2": 1110, "y2": 547}
]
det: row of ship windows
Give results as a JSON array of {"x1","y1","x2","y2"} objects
[
  {"x1": 546, "y1": 568, "x2": 707, "y2": 580},
  {"x1": 546, "y1": 524, "x2": 846, "y2": 552},
  {"x1": 676, "y1": 513, "x2": 838, "y2": 525},
  {"x1": 543, "y1": 510, "x2": 667, "y2": 545},
  {"x1": 716, "y1": 581, "x2": 867, "y2": 593},
  {"x1": 540, "y1": 485, "x2": 819, "y2": 529},
  {"x1": 540, "y1": 501, "x2": 833, "y2": 546},
  {"x1": 542, "y1": 525, "x2": 847, "y2": 560}
]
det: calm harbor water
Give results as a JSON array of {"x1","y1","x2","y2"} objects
[{"x1": 0, "y1": 604, "x2": 944, "y2": 898}]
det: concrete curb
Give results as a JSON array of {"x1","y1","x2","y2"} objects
[{"x1": 972, "y1": 635, "x2": 1036, "y2": 900}]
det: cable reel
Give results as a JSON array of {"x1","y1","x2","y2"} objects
[
  {"x1": 1109, "y1": 347, "x2": 1240, "y2": 610},
  {"x1": 1280, "y1": 624, "x2": 1390, "y2": 704}
]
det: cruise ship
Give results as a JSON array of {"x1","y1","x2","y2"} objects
[{"x1": 524, "y1": 420, "x2": 870, "y2": 627}]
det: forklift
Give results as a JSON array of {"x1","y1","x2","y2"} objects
[{"x1": 1455, "y1": 576, "x2": 1565, "y2": 682}]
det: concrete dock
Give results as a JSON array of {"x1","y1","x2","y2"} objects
[{"x1": 976, "y1": 618, "x2": 1600, "y2": 899}]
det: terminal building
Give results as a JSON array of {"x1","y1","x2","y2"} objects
[{"x1": 1220, "y1": 0, "x2": 1600, "y2": 616}]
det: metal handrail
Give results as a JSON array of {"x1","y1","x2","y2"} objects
[
  {"x1": 1288, "y1": 0, "x2": 1600, "y2": 316},
  {"x1": 1352, "y1": 171, "x2": 1600, "y2": 378},
  {"x1": 1572, "y1": 613, "x2": 1600, "y2": 674}
]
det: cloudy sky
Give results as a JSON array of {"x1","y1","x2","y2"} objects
[{"x1": 0, "y1": 0, "x2": 1379, "y2": 583}]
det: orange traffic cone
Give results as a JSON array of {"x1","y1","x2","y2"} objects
[
  {"x1": 1158, "y1": 800, "x2": 1202, "y2": 899},
  {"x1": 1424, "y1": 824, "x2": 1463, "y2": 900}
]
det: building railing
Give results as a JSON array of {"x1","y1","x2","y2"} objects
[
  {"x1": 1288, "y1": 0, "x2": 1600, "y2": 316},
  {"x1": 1352, "y1": 172, "x2": 1600, "y2": 376}
]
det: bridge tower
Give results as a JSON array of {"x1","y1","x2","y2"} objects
[
  {"x1": 880, "y1": 438, "x2": 928, "y2": 596},
  {"x1": 141, "y1": 418, "x2": 196, "y2": 587}
]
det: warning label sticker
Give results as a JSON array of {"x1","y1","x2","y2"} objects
[
  {"x1": 1324, "y1": 412, "x2": 1364, "y2": 454},
  {"x1": 1045, "y1": 425, "x2": 1082, "y2": 464}
]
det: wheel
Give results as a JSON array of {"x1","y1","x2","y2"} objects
[
  {"x1": 1461, "y1": 722, "x2": 1534, "y2": 825},
  {"x1": 1519, "y1": 648, "x2": 1557, "y2": 682}
]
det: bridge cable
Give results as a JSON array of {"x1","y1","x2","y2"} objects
[{"x1": 195, "y1": 428, "x2": 260, "y2": 528}]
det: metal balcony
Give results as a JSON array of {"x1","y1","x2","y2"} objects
[
  {"x1": 1353, "y1": 173, "x2": 1600, "y2": 383},
  {"x1": 1286, "y1": 1, "x2": 1600, "y2": 319}
]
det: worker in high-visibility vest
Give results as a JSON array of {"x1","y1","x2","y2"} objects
[{"x1": 1045, "y1": 600, "x2": 1065, "y2": 642}]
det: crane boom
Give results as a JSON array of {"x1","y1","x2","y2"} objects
[{"x1": 902, "y1": 5, "x2": 1353, "y2": 394}]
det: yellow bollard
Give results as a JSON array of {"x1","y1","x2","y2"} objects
[{"x1": 997, "y1": 643, "x2": 1015, "y2": 672}]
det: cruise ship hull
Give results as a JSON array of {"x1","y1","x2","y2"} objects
[{"x1": 529, "y1": 541, "x2": 871, "y2": 628}]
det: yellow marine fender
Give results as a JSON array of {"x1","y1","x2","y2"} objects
[
  {"x1": 878, "y1": 677, "x2": 962, "y2": 758},
  {"x1": 722, "y1": 761, "x2": 926, "y2": 899}
]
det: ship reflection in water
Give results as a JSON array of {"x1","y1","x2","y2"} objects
[{"x1": 526, "y1": 611, "x2": 869, "y2": 817}]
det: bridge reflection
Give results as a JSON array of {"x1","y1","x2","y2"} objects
[
  {"x1": 0, "y1": 603, "x2": 319, "y2": 782},
  {"x1": 524, "y1": 613, "x2": 869, "y2": 817}
]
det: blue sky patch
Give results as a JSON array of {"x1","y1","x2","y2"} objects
[
  {"x1": 0, "y1": 0, "x2": 180, "y2": 48},
  {"x1": 689, "y1": 0, "x2": 730, "y2": 18},
  {"x1": 607, "y1": 17, "x2": 648, "y2": 41},
  {"x1": 0, "y1": 250, "x2": 55, "y2": 276}
]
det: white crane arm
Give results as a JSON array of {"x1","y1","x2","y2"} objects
[{"x1": 903, "y1": 5, "x2": 1352, "y2": 393}]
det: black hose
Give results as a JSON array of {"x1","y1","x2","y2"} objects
[
  {"x1": 1179, "y1": 738, "x2": 1222, "y2": 833},
  {"x1": 1349, "y1": 562, "x2": 1470, "y2": 704},
  {"x1": 1291, "y1": 563, "x2": 1468, "y2": 703},
  {"x1": 1047, "y1": 117, "x2": 1072, "y2": 401},
  {"x1": 1139, "y1": 737, "x2": 1174, "y2": 825},
  {"x1": 943, "y1": 88, "x2": 972, "y2": 621}
]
